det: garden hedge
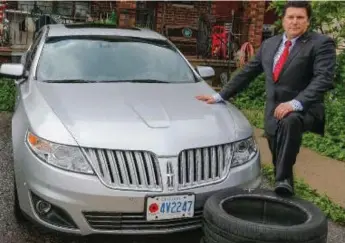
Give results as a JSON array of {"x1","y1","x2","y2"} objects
[
  {"x1": 0, "y1": 78, "x2": 15, "y2": 112},
  {"x1": 232, "y1": 52, "x2": 345, "y2": 161}
]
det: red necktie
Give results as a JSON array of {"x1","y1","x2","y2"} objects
[{"x1": 273, "y1": 40, "x2": 292, "y2": 82}]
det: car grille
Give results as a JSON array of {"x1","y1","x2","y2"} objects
[
  {"x1": 178, "y1": 144, "x2": 233, "y2": 189},
  {"x1": 83, "y1": 208, "x2": 203, "y2": 231},
  {"x1": 84, "y1": 148, "x2": 162, "y2": 191}
]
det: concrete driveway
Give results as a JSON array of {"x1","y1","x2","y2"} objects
[{"x1": 0, "y1": 112, "x2": 344, "y2": 243}]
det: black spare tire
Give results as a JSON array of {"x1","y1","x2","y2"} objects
[{"x1": 202, "y1": 188, "x2": 327, "y2": 243}]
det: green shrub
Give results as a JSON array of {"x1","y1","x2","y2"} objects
[
  {"x1": 231, "y1": 73, "x2": 266, "y2": 110},
  {"x1": 231, "y1": 52, "x2": 345, "y2": 162},
  {"x1": 0, "y1": 78, "x2": 16, "y2": 112}
]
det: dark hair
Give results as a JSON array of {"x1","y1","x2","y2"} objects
[{"x1": 283, "y1": 1, "x2": 312, "y2": 19}]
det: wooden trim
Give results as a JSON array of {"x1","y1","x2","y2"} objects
[
  {"x1": 171, "y1": 4, "x2": 194, "y2": 9},
  {"x1": 168, "y1": 37, "x2": 196, "y2": 43}
]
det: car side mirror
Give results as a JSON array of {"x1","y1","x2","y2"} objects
[
  {"x1": 196, "y1": 66, "x2": 215, "y2": 80},
  {"x1": 0, "y1": 63, "x2": 25, "y2": 79}
]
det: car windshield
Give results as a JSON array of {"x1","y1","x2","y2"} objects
[{"x1": 36, "y1": 36, "x2": 197, "y2": 83}]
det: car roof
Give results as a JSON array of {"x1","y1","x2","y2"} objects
[{"x1": 46, "y1": 23, "x2": 168, "y2": 41}]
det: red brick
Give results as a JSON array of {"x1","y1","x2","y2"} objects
[{"x1": 91, "y1": 1, "x2": 267, "y2": 52}]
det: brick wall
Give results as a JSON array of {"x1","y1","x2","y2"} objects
[
  {"x1": 90, "y1": 1, "x2": 117, "y2": 16},
  {"x1": 88, "y1": 1, "x2": 266, "y2": 51},
  {"x1": 155, "y1": 2, "x2": 211, "y2": 33},
  {"x1": 87, "y1": 1, "x2": 266, "y2": 51},
  {"x1": 90, "y1": 1, "x2": 136, "y2": 27},
  {"x1": 245, "y1": 1, "x2": 266, "y2": 49},
  {"x1": 213, "y1": 1, "x2": 242, "y2": 20},
  {"x1": 117, "y1": 1, "x2": 136, "y2": 27}
]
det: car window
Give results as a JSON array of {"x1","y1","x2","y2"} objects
[{"x1": 36, "y1": 36, "x2": 196, "y2": 83}]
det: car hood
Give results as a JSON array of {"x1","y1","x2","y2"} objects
[{"x1": 36, "y1": 81, "x2": 252, "y2": 156}]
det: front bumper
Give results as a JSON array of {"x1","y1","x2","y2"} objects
[{"x1": 14, "y1": 146, "x2": 261, "y2": 236}]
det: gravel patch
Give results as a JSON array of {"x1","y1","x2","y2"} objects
[{"x1": 0, "y1": 112, "x2": 344, "y2": 243}]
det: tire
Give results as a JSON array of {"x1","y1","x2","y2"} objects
[
  {"x1": 202, "y1": 188, "x2": 327, "y2": 243},
  {"x1": 201, "y1": 234, "x2": 218, "y2": 243}
]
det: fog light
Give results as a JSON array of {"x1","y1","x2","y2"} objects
[
  {"x1": 35, "y1": 200, "x2": 52, "y2": 215},
  {"x1": 31, "y1": 191, "x2": 78, "y2": 229}
]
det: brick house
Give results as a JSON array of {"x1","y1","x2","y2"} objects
[
  {"x1": 0, "y1": 1, "x2": 278, "y2": 65},
  {"x1": 113, "y1": 1, "x2": 277, "y2": 51}
]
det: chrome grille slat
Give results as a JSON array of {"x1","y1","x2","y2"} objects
[
  {"x1": 97, "y1": 150, "x2": 112, "y2": 184},
  {"x1": 87, "y1": 149, "x2": 104, "y2": 176},
  {"x1": 116, "y1": 151, "x2": 130, "y2": 186},
  {"x1": 86, "y1": 215, "x2": 123, "y2": 219},
  {"x1": 89, "y1": 220, "x2": 122, "y2": 223},
  {"x1": 84, "y1": 148, "x2": 162, "y2": 191},
  {"x1": 178, "y1": 144, "x2": 233, "y2": 189},
  {"x1": 203, "y1": 148, "x2": 209, "y2": 181},
  {"x1": 217, "y1": 145, "x2": 224, "y2": 178},
  {"x1": 134, "y1": 152, "x2": 148, "y2": 187},
  {"x1": 196, "y1": 149, "x2": 202, "y2": 182},
  {"x1": 125, "y1": 151, "x2": 138, "y2": 186},
  {"x1": 210, "y1": 147, "x2": 217, "y2": 179},
  {"x1": 83, "y1": 209, "x2": 203, "y2": 231},
  {"x1": 144, "y1": 152, "x2": 156, "y2": 186},
  {"x1": 106, "y1": 150, "x2": 122, "y2": 184},
  {"x1": 85, "y1": 221, "x2": 202, "y2": 230},
  {"x1": 180, "y1": 152, "x2": 187, "y2": 186},
  {"x1": 88, "y1": 217, "x2": 203, "y2": 224},
  {"x1": 224, "y1": 144, "x2": 232, "y2": 176},
  {"x1": 188, "y1": 150, "x2": 194, "y2": 184}
]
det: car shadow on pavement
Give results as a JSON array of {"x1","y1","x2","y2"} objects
[{"x1": 11, "y1": 219, "x2": 203, "y2": 243}]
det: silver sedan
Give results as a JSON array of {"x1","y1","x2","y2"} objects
[{"x1": 0, "y1": 23, "x2": 261, "y2": 236}]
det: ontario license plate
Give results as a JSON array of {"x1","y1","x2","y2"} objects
[{"x1": 146, "y1": 194, "x2": 195, "y2": 221}]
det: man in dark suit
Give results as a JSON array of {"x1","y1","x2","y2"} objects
[{"x1": 196, "y1": 1, "x2": 336, "y2": 196}]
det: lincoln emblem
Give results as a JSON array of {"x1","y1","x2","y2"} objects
[{"x1": 166, "y1": 161, "x2": 174, "y2": 190}]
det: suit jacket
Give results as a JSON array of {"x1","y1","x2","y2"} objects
[{"x1": 219, "y1": 31, "x2": 337, "y2": 136}]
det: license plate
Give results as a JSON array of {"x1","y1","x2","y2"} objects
[{"x1": 146, "y1": 194, "x2": 195, "y2": 221}]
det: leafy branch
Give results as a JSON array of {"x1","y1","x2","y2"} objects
[{"x1": 268, "y1": 1, "x2": 345, "y2": 48}]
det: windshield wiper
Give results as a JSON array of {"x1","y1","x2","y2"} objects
[
  {"x1": 43, "y1": 79, "x2": 98, "y2": 83},
  {"x1": 110, "y1": 79, "x2": 171, "y2": 83},
  {"x1": 43, "y1": 79, "x2": 172, "y2": 83}
]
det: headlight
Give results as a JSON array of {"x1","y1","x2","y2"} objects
[
  {"x1": 231, "y1": 137, "x2": 258, "y2": 168},
  {"x1": 26, "y1": 130, "x2": 94, "y2": 174}
]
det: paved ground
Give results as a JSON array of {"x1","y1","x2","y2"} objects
[
  {"x1": 1, "y1": 112, "x2": 345, "y2": 243},
  {"x1": 254, "y1": 128, "x2": 345, "y2": 207}
]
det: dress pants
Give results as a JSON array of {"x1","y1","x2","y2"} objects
[{"x1": 266, "y1": 112, "x2": 313, "y2": 183}]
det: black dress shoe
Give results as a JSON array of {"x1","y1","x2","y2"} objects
[{"x1": 274, "y1": 179, "x2": 294, "y2": 196}]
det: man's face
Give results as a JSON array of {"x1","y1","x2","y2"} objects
[{"x1": 282, "y1": 7, "x2": 310, "y2": 39}]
